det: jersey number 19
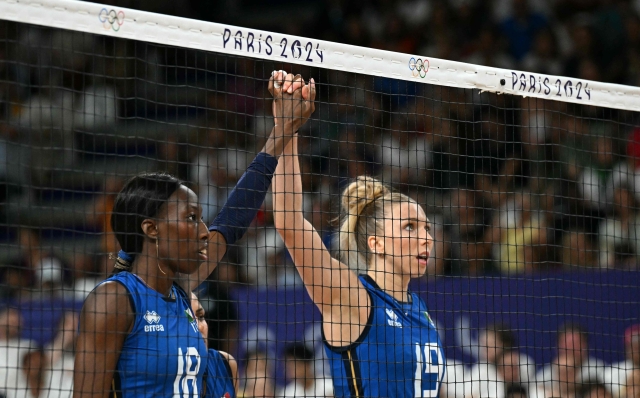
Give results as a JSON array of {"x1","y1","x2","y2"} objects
[{"x1": 414, "y1": 343, "x2": 444, "y2": 398}]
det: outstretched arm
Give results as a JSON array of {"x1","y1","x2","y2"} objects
[
  {"x1": 273, "y1": 134, "x2": 369, "y2": 345},
  {"x1": 181, "y1": 71, "x2": 313, "y2": 291}
]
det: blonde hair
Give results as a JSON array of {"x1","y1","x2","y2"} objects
[{"x1": 337, "y1": 176, "x2": 415, "y2": 272}]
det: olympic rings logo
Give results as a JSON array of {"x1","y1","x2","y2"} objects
[
  {"x1": 99, "y1": 8, "x2": 125, "y2": 32},
  {"x1": 409, "y1": 57, "x2": 429, "y2": 78}
]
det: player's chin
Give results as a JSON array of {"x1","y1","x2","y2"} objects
[
  {"x1": 178, "y1": 257, "x2": 202, "y2": 274},
  {"x1": 410, "y1": 261, "x2": 428, "y2": 278}
]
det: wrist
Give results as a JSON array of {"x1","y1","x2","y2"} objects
[{"x1": 271, "y1": 121, "x2": 296, "y2": 137}]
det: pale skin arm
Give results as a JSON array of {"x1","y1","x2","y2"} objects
[
  {"x1": 219, "y1": 351, "x2": 239, "y2": 393},
  {"x1": 180, "y1": 71, "x2": 313, "y2": 292},
  {"x1": 273, "y1": 134, "x2": 370, "y2": 347}
]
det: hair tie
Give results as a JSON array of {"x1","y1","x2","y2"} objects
[
  {"x1": 118, "y1": 250, "x2": 133, "y2": 262},
  {"x1": 114, "y1": 250, "x2": 133, "y2": 270}
]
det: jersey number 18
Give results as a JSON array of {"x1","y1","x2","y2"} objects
[{"x1": 174, "y1": 347, "x2": 201, "y2": 397}]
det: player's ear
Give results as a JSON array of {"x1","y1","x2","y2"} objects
[
  {"x1": 368, "y1": 235, "x2": 384, "y2": 255},
  {"x1": 141, "y1": 219, "x2": 158, "y2": 239}
]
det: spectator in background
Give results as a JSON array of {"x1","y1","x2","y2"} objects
[
  {"x1": 0, "y1": 307, "x2": 34, "y2": 398},
  {"x1": 12, "y1": 311, "x2": 77, "y2": 398},
  {"x1": 496, "y1": 350, "x2": 544, "y2": 398},
  {"x1": 0, "y1": 263, "x2": 30, "y2": 304},
  {"x1": 279, "y1": 342, "x2": 333, "y2": 397},
  {"x1": 598, "y1": 187, "x2": 640, "y2": 269},
  {"x1": 504, "y1": 383, "x2": 529, "y2": 398},
  {"x1": 441, "y1": 356, "x2": 470, "y2": 398},
  {"x1": 198, "y1": 263, "x2": 241, "y2": 356},
  {"x1": 499, "y1": 0, "x2": 548, "y2": 62},
  {"x1": 446, "y1": 189, "x2": 494, "y2": 275},
  {"x1": 86, "y1": 176, "x2": 124, "y2": 256},
  {"x1": 463, "y1": 25, "x2": 515, "y2": 69},
  {"x1": 541, "y1": 354, "x2": 579, "y2": 398},
  {"x1": 604, "y1": 324, "x2": 640, "y2": 397},
  {"x1": 577, "y1": 382, "x2": 613, "y2": 398},
  {"x1": 17, "y1": 347, "x2": 47, "y2": 398},
  {"x1": 521, "y1": 28, "x2": 563, "y2": 76},
  {"x1": 377, "y1": 117, "x2": 432, "y2": 187},
  {"x1": 11, "y1": 229, "x2": 74, "y2": 301},
  {"x1": 496, "y1": 192, "x2": 546, "y2": 274},
  {"x1": 12, "y1": 229, "x2": 80, "y2": 351},
  {"x1": 578, "y1": 136, "x2": 626, "y2": 215},
  {"x1": 240, "y1": 225, "x2": 289, "y2": 287},
  {"x1": 563, "y1": 16, "x2": 596, "y2": 79},
  {"x1": 560, "y1": 229, "x2": 598, "y2": 270},
  {"x1": 537, "y1": 323, "x2": 605, "y2": 394},
  {"x1": 469, "y1": 323, "x2": 537, "y2": 398},
  {"x1": 624, "y1": 367, "x2": 640, "y2": 398},
  {"x1": 623, "y1": 13, "x2": 640, "y2": 86},
  {"x1": 426, "y1": 218, "x2": 449, "y2": 277},
  {"x1": 241, "y1": 348, "x2": 277, "y2": 398}
]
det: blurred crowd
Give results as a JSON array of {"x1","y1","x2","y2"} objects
[
  {"x1": 3, "y1": 302, "x2": 640, "y2": 398},
  {"x1": 0, "y1": 0, "x2": 639, "y2": 396}
]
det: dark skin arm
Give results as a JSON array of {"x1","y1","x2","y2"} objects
[{"x1": 73, "y1": 281, "x2": 134, "y2": 398}]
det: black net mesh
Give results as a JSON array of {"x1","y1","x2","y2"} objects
[{"x1": 0, "y1": 18, "x2": 639, "y2": 398}]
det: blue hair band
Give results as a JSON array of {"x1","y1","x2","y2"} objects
[{"x1": 118, "y1": 250, "x2": 133, "y2": 263}]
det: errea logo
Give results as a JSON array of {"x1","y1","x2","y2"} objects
[
  {"x1": 386, "y1": 308, "x2": 403, "y2": 328},
  {"x1": 144, "y1": 310, "x2": 164, "y2": 332}
]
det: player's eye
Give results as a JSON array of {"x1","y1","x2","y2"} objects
[
  {"x1": 187, "y1": 214, "x2": 197, "y2": 221},
  {"x1": 197, "y1": 316, "x2": 205, "y2": 322},
  {"x1": 405, "y1": 223, "x2": 414, "y2": 231}
]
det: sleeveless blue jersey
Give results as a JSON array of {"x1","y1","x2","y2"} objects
[
  {"x1": 324, "y1": 275, "x2": 446, "y2": 398},
  {"x1": 102, "y1": 272, "x2": 207, "y2": 398},
  {"x1": 203, "y1": 349, "x2": 235, "y2": 398}
]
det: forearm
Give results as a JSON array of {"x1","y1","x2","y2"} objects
[
  {"x1": 209, "y1": 152, "x2": 278, "y2": 244},
  {"x1": 273, "y1": 137, "x2": 304, "y2": 229},
  {"x1": 260, "y1": 121, "x2": 297, "y2": 157}
]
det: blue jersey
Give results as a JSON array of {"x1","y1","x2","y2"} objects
[
  {"x1": 102, "y1": 272, "x2": 207, "y2": 398},
  {"x1": 324, "y1": 275, "x2": 446, "y2": 398},
  {"x1": 204, "y1": 349, "x2": 235, "y2": 398}
]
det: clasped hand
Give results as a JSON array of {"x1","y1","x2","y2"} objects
[{"x1": 269, "y1": 70, "x2": 316, "y2": 136}]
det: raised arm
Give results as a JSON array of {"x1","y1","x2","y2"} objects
[
  {"x1": 182, "y1": 71, "x2": 313, "y2": 291},
  {"x1": 273, "y1": 135, "x2": 369, "y2": 345}
]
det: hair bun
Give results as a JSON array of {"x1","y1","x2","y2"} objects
[{"x1": 341, "y1": 176, "x2": 388, "y2": 217}]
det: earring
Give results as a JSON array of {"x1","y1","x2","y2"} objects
[{"x1": 156, "y1": 237, "x2": 166, "y2": 275}]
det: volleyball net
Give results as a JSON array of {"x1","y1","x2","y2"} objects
[{"x1": 0, "y1": 0, "x2": 639, "y2": 397}]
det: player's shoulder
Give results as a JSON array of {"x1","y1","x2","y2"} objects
[
  {"x1": 89, "y1": 275, "x2": 131, "y2": 299},
  {"x1": 82, "y1": 273, "x2": 136, "y2": 316}
]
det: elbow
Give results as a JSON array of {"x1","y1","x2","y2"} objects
[
  {"x1": 273, "y1": 214, "x2": 299, "y2": 242},
  {"x1": 273, "y1": 210, "x2": 286, "y2": 231}
]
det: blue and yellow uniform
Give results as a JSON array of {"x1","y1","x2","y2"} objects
[
  {"x1": 204, "y1": 349, "x2": 235, "y2": 398},
  {"x1": 324, "y1": 275, "x2": 446, "y2": 398},
  {"x1": 103, "y1": 272, "x2": 207, "y2": 398}
]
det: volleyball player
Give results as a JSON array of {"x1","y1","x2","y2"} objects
[
  {"x1": 73, "y1": 71, "x2": 315, "y2": 398},
  {"x1": 272, "y1": 131, "x2": 446, "y2": 396},
  {"x1": 190, "y1": 292, "x2": 238, "y2": 398}
]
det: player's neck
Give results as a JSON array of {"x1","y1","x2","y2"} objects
[
  {"x1": 367, "y1": 268, "x2": 410, "y2": 302},
  {"x1": 130, "y1": 247, "x2": 176, "y2": 297}
]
